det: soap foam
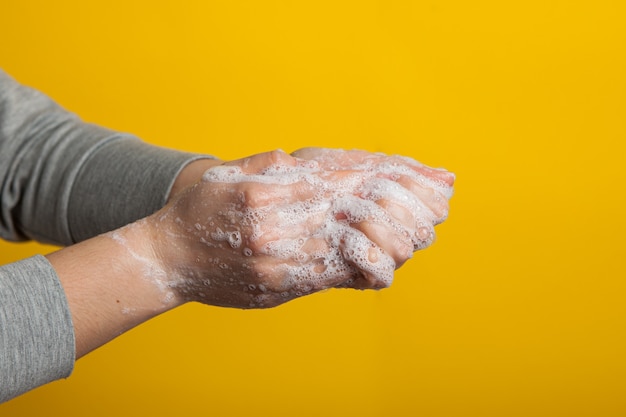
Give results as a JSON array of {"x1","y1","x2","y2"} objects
[{"x1": 198, "y1": 150, "x2": 453, "y2": 299}]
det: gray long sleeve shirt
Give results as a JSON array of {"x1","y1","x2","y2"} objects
[{"x1": 0, "y1": 69, "x2": 205, "y2": 402}]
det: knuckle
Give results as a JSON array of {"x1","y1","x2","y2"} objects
[{"x1": 240, "y1": 182, "x2": 271, "y2": 208}]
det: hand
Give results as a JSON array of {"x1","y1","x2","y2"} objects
[{"x1": 143, "y1": 148, "x2": 454, "y2": 309}]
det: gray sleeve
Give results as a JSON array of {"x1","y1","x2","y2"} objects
[
  {"x1": 0, "y1": 255, "x2": 75, "y2": 403},
  {"x1": 0, "y1": 68, "x2": 211, "y2": 245}
]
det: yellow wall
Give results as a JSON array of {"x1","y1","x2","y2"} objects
[{"x1": 1, "y1": 1, "x2": 625, "y2": 416}]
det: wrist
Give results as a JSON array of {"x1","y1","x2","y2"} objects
[
  {"x1": 168, "y1": 158, "x2": 224, "y2": 203},
  {"x1": 47, "y1": 220, "x2": 185, "y2": 358},
  {"x1": 107, "y1": 218, "x2": 186, "y2": 310}
]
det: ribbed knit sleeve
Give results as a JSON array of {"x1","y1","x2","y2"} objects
[{"x1": 0, "y1": 69, "x2": 207, "y2": 245}]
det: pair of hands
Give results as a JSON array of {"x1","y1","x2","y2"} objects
[
  {"x1": 49, "y1": 147, "x2": 453, "y2": 358},
  {"x1": 141, "y1": 148, "x2": 454, "y2": 309}
]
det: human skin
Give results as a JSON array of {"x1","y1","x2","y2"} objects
[{"x1": 47, "y1": 148, "x2": 454, "y2": 359}]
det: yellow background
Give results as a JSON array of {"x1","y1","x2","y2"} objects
[{"x1": 1, "y1": 1, "x2": 625, "y2": 416}]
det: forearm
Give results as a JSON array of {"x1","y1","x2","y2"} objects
[
  {"x1": 42, "y1": 160, "x2": 222, "y2": 359},
  {"x1": 0, "y1": 158, "x2": 222, "y2": 403},
  {"x1": 45, "y1": 220, "x2": 183, "y2": 359}
]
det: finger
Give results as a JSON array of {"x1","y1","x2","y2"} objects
[
  {"x1": 255, "y1": 227, "x2": 330, "y2": 260},
  {"x1": 338, "y1": 226, "x2": 396, "y2": 289},
  {"x1": 224, "y1": 149, "x2": 298, "y2": 174},
  {"x1": 376, "y1": 198, "x2": 417, "y2": 233},
  {"x1": 359, "y1": 176, "x2": 437, "y2": 224},
  {"x1": 344, "y1": 199, "x2": 435, "y2": 252},
  {"x1": 332, "y1": 195, "x2": 417, "y2": 262},
  {"x1": 291, "y1": 147, "x2": 330, "y2": 159},
  {"x1": 393, "y1": 175, "x2": 450, "y2": 223},
  {"x1": 271, "y1": 227, "x2": 394, "y2": 292},
  {"x1": 293, "y1": 148, "x2": 455, "y2": 189},
  {"x1": 333, "y1": 273, "x2": 385, "y2": 290},
  {"x1": 292, "y1": 149, "x2": 454, "y2": 218},
  {"x1": 352, "y1": 221, "x2": 414, "y2": 267},
  {"x1": 239, "y1": 179, "x2": 321, "y2": 208},
  {"x1": 415, "y1": 165, "x2": 455, "y2": 187},
  {"x1": 273, "y1": 255, "x2": 356, "y2": 294},
  {"x1": 366, "y1": 199, "x2": 433, "y2": 252},
  {"x1": 388, "y1": 155, "x2": 456, "y2": 187},
  {"x1": 292, "y1": 148, "x2": 382, "y2": 170}
]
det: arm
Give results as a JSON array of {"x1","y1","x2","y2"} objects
[
  {"x1": 0, "y1": 69, "x2": 214, "y2": 402},
  {"x1": 47, "y1": 157, "x2": 223, "y2": 359},
  {"x1": 0, "y1": 159, "x2": 220, "y2": 403},
  {"x1": 48, "y1": 149, "x2": 454, "y2": 359}
]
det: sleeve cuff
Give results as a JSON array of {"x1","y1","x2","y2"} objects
[
  {"x1": 0, "y1": 255, "x2": 75, "y2": 403},
  {"x1": 67, "y1": 136, "x2": 213, "y2": 243}
]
